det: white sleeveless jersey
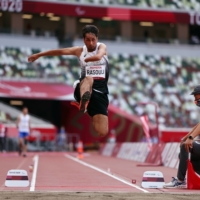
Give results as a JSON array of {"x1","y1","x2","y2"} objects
[
  {"x1": 18, "y1": 114, "x2": 30, "y2": 133},
  {"x1": 79, "y1": 42, "x2": 108, "y2": 80},
  {"x1": 79, "y1": 42, "x2": 109, "y2": 94}
]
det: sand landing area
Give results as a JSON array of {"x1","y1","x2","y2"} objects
[{"x1": 0, "y1": 192, "x2": 200, "y2": 200}]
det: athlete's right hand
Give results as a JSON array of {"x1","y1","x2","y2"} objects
[
  {"x1": 180, "y1": 138, "x2": 186, "y2": 147},
  {"x1": 28, "y1": 54, "x2": 39, "y2": 62}
]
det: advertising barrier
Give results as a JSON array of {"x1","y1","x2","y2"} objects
[{"x1": 100, "y1": 142, "x2": 181, "y2": 170}]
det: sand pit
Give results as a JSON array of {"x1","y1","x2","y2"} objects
[{"x1": 0, "y1": 192, "x2": 200, "y2": 200}]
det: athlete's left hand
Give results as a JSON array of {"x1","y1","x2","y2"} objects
[{"x1": 184, "y1": 138, "x2": 193, "y2": 152}]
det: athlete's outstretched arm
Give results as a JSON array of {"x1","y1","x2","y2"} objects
[
  {"x1": 84, "y1": 43, "x2": 107, "y2": 62},
  {"x1": 28, "y1": 46, "x2": 82, "y2": 62}
]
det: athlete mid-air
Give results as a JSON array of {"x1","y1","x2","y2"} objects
[{"x1": 28, "y1": 25, "x2": 109, "y2": 137}]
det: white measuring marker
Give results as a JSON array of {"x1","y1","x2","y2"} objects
[
  {"x1": 141, "y1": 171, "x2": 165, "y2": 188},
  {"x1": 5, "y1": 169, "x2": 29, "y2": 187}
]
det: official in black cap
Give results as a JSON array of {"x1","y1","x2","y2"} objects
[
  {"x1": 191, "y1": 85, "x2": 200, "y2": 107},
  {"x1": 163, "y1": 85, "x2": 200, "y2": 188}
]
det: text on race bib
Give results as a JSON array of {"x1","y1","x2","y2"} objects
[{"x1": 86, "y1": 65, "x2": 106, "y2": 79}]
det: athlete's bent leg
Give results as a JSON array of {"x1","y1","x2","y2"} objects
[
  {"x1": 80, "y1": 76, "x2": 93, "y2": 97},
  {"x1": 79, "y1": 76, "x2": 94, "y2": 113},
  {"x1": 23, "y1": 136, "x2": 28, "y2": 157},
  {"x1": 92, "y1": 114, "x2": 108, "y2": 137}
]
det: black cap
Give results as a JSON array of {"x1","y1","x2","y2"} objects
[{"x1": 191, "y1": 85, "x2": 200, "y2": 95}]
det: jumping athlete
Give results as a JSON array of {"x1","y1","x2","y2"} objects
[
  {"x1": 28, "y1": 25, "x2": 109, "y2": 137},
  {"x1": 16, "y1": 107, "x2": 31, "y2": 157}
]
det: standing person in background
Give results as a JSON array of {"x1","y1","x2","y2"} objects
[
  {"x1": 16, "y1": 107, "x2": 31, "y2": 157},
  {"x1": 58, "y1": 126, "x2": 67, "y2": 150},
  {"x1": 0, "y1": 122, "x2": 7, "y2": 153}
]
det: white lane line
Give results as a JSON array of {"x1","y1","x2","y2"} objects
[
  {"x1": 30, "y1": 155, "x2": 39, "y2": 191},
  {"x1": 65, "y1": 154, "x2": 149, "y2": 193}
]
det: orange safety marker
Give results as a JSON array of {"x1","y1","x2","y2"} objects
[{"x1": 77, "y1": 140, "x2": 84, "y2": 159}]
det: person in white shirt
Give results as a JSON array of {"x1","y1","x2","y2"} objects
[
  {"x1": 28, "y1": 25, "x2": 109, "y2": 137},
  {"x1": 16, "y1": 107, "x2": 31, "y2": 157}
]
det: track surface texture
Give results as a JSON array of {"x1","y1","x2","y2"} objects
[{"x1": 0, "y1": 152, "x2": 200, "y2": 200}]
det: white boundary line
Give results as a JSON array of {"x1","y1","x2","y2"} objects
[
  {"x1": 65, "y1": 154, "x2": 149, "y2": 193},
  {"x1": 30, "y1": 155, "x2": 39, "y2": 192}
]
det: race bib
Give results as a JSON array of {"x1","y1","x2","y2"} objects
[{"x1": 86, "y1": 65, "x2": 106, "y2": 79}]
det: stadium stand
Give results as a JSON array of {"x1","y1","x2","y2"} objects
[
  {"x1": 63, "y1": 0, "x2": 200, "y2": 10},
  {"x1": 108, "y1": 53, "x2": 199, "y2": 128},
  {"x1": 0, "y1": 46, "x2": 79, "y2": 84},
  {"x1": 0, "y1": 46, "x2": 199, "y2": 128}
]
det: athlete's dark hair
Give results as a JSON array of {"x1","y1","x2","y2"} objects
[{"x1": 82, "y1": 25, "x2": 99, "y2": 38}]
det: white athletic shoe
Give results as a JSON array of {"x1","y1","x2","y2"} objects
[{"x1": 163, "y1": 177, "x2": 187, "y2": 189}]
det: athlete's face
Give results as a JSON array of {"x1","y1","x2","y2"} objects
[
  {"x1": 23, "y1": 108, "x2": 28, "y2": 115},
  {"x1": 84, "y1": 33, "x2": 98, "y2": 52}
]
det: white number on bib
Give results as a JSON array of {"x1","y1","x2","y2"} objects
[{"x1": 86, "y1": 65, "x2": 106, "y2": 79}]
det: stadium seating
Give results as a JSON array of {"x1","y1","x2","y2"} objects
[
  {"x1": 64, "y1": 0, "x2": 200, "y2": 10},
  {"x1": 0, "y1": 46, "x2": 80, "y2": 85},
  {"x1": 108, "y1": 53, "x2": 199, "y2": 128},
  {"x1": 0, "y1": 46, "x2": 199, "y2": 128}
]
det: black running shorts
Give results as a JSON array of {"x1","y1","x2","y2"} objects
[{"x1": 74, "y1": 83, "x2": 109, "y2": 117}]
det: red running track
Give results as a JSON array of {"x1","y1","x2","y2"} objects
[{"x1": 0, "y1": 152, "x2": 200, "y2": 193}]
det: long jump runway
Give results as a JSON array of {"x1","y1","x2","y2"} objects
[{"x1": 0, "y1": 152, "x2": 200, "y2": 200}]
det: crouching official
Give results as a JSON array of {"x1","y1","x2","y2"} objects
[{"x1": 164, "y1": 85, "x2": 200, "y2": 188}]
